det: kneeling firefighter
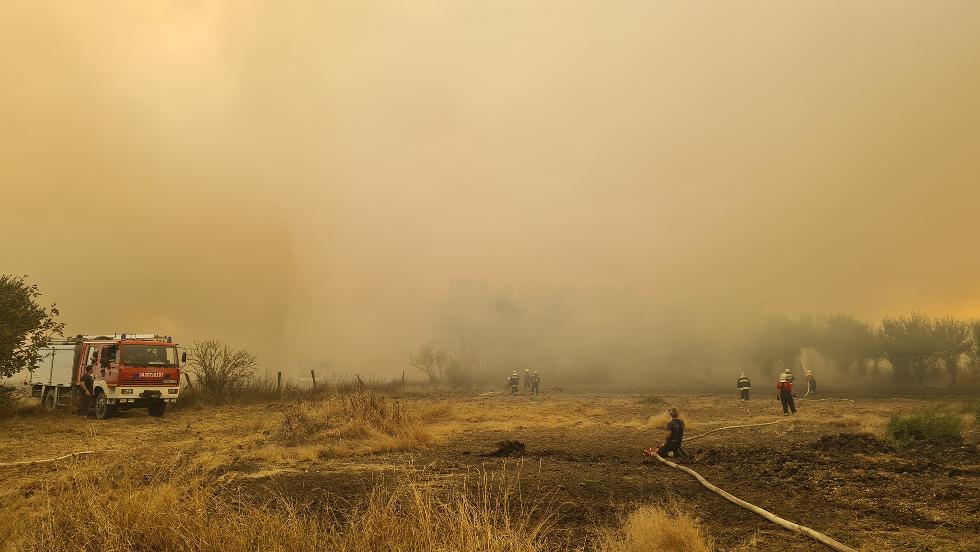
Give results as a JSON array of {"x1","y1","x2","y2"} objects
[{"x1": 645, "y1": 407, "x2": 690, "y2": 461}]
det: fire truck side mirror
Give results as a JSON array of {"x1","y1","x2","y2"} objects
[{"x1": 181, "y1": 351, "x2": 187, "y2": 364}]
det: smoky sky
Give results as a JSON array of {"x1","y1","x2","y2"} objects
[{"x1": 2, "y1": 1, "x2": 980, "y2": 379}]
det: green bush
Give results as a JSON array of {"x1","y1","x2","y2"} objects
[
  {"x1": 960, "y1": 401, "x2": 980, "y2": 419},
  {"x1": 886, "y1": 410, "x2": 963, "y2": 442}
]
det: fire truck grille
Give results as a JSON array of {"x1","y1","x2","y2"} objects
[{"x1": 121, "y1": 379, "x2": 165, "y2": 386}]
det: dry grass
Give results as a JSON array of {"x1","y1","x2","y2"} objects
[
  {"x1": 176, "y1": 376, "x2": 413, "y2": 408},
  {"x1": 594, "y1": 504, "x2": 713, "y2": 552},
  {"x1": 581, "y1": 406, "x2": 609, "y2": 417},
  {"x1": 274, "y1": 391, "x2": 453, "y2": 456},
  {"x1": 822, "y1": 413, "x2": 890, "y2": 437},
  {"x1": 2, "y1": 391, "x2": 974, "y2": 552},
  {"x1": 3, "y1": 459, "x2": 557, "y2": 552},
  {"x1": 3, "y1": 447, "x2": 719, "y2": 552},
  {"x1": 728, "y1": 531, "x2": 760, "y2": 551},
  {"x1": 643, "y1": 412, "x2": 672, "y2": 430},
  {"x1": 444, "y1": 396, "x2": 623, "y2": 432}
]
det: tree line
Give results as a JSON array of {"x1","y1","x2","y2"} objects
[
  {"x1": 748, "y1": 313, "x2": 980, "y2": 385},
  {"x1": 3, "y1": 275, "x2": 979, "y2": 390}
]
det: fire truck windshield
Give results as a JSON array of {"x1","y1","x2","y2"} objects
[{"x1": 122, "y1": 345, "x2": 178, "y2": 367}]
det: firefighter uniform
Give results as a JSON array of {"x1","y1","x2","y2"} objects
[
  {"x1": 657, "y1": 408, "x2": 690, "y2": 460},
  {"x1": 806, "y1": 369, "x2": 816, "y2": 395},
  {"x1": 530, "y1": 371, "x2": 540, "y2": 394},
  {"x1": 737, "y1": 373, "x2": 751, "y2": 401},
  {"x1": 776, "y1": 372, "x2": 797, "y2": 415},
  {"x1": 77, "y1": 369, "x2": 95, "y2": 417},
  {"x1": 508, "y1": 371, "x2": 520, "y2": 395}
]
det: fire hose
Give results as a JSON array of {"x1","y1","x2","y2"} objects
[
  {"x1": 797, "y1": 388, "x2": 855, "y2": 402},
  {"x1": 0, "y1": 450, "x2": 109, "y2": 468},
  {"x1": 684, "y1": 418, "x2": 791, "y2": 442},
  {"x1": 646, "y1": 449, "x2": 857, "y2": 552},
  {"x1": 645, "y1": 417, "x2": 857, "y2": 551}
]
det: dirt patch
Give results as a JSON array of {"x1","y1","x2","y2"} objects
[
  {"x1": 812, "y1": 432, "x2": 895, "y2": 453},
  {"x1": 487, "y1": 439, "x2": 526, "y2": 457}
]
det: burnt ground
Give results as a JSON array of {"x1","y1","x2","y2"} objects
[
  {"x1": 3, "y1": 391, "x2": 976, "y2": 551},
  {"x1": 229, "y1": 393, "x2": 980, "y2": 552}
]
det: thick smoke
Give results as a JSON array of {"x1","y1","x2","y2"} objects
[{"x1": 3, "y1": 2, "x2": 980, "y2": 383}]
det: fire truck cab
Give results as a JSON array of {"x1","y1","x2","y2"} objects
[
  {"x1": 30, "y1": 334, "x2": 183, "y2": 419},
  {"x1": 82, "y1": 334, "x2": 182, "y2": 419}
]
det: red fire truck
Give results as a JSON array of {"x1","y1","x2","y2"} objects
[{"x1": 29, "y1": 334, "x2": 184, "y2": 419}]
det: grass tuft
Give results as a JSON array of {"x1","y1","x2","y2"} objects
[
  {"x1": 595, "y1": 504, "x2": 713, "y2": 552},
  {"x1": 960, "y1": 400, "x2": 980, "y2": 419}
]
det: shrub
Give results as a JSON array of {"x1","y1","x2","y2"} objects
[
  {"x1": 886, "y1": 410, "x2": 963, "y2": 442},
  {"x1": 960, "y1": 401, "x2": 980, "y2": 419},
  {"x1": 0, "y1": 385, "x2": 36, "y2": 418},
  {"x1": 0, "y1": 385, "x2": 17, "y2": 416}
]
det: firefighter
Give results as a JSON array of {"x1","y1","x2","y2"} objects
[
  {"x1": 507, "y1": 370, "x2": 520, "y2": 395},
  {"x1": 737, "y1": 372, "x2": 751, "y2": 401},
  {"x1": 530, "y1": 370, "x2": 541, "y2": 394},
  {"x1": 655, "y1": 407, "x2": 690, "y2": 460},
  {"x1": 805, "y1": 368, "x2": 816, "y2": 395},
  {"x1": 77, "y1": 365, "x2": 95, "y2": 417},
  {"x1": 524, "y1": 368, "x2": 531, "y2": 390},
  {"x1": 776, "y1": 371, "x2": 797, "y2": 415}
]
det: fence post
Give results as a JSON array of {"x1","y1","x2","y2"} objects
[
  {"x1": 183, "y1": 373, "x2": 192, "y2": 388},
  {"x1": 310, "y1": 369, "x2": 317, "y2": 389},
  {"x1": 277, "y1": 371, "x2": 282, "y2": 399}
]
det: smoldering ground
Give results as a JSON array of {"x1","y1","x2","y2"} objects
[{"x1": 3, "y1": 1, "x2": 980, "y2": 383}]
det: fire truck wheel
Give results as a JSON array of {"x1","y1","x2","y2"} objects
[
  {"x1": 147, "y1": 401, "x2": 166, "y2": 417},
  {"x1": 94, "y1": 391, "x2": 115, "y2": 420},
  {"x1": 43, "y1": 391, "x2": 56, "y2": 412}
]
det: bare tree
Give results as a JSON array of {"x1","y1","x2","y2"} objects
[
  {"x1": 187, "y1": 340, "x2": 258, "y2": 401},
  {"x1": 409, "y1": 342, "x2": 450, "y2": 384}
]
